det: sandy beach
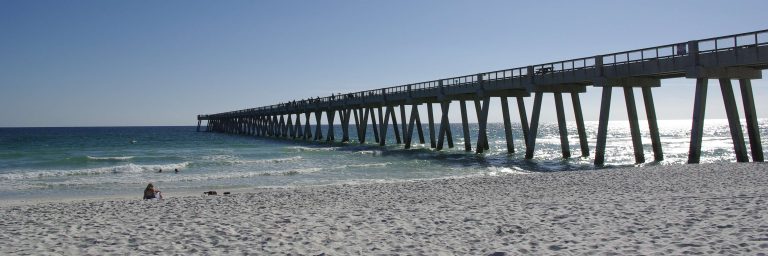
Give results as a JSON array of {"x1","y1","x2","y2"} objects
[{"x1": 1, "y1": 162, "x2": 767, "y2": 255}]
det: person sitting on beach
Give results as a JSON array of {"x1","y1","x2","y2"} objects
[{"x1": 143, "y1": 183, "x2": 163, "y2": 200}]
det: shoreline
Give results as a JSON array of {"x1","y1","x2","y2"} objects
[{"x1": 1, "y1": 162, "x2": 767, "y2": 254}]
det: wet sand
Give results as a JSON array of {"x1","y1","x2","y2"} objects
[{"x1": 1, "y1": 162, "x2": 767, "y2": 255}]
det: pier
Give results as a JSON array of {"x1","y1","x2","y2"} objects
[{"x1": 198, "y1": 29, "x2": 767, "y2": 165}]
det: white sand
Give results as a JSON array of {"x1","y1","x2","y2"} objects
[{"x1": 1, "y1": 163, "x2": 767, "y2": 255}]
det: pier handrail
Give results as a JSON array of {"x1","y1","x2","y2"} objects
[{"x1": 696, "y1": 29, "x2": 768, "y2": 54}]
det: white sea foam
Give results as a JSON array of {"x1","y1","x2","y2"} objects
[
  {"x1": 259, "y1": 167, "x2": 323, "y2": 176},
  {"x1": 357, "y1": 150, "x2": 383, "y2": 156},
  {"x1": 9, "y1": 167, "x2": 326, "y2": 190},
  {"x1": 330, "y1": 163, "x2": 390, "y2": 169},
  {"x1": 0, "y1": 162, "x2": 191, "y2": 180},
  {"x1": 201, "y1": 154, "x2": 239, "y2": 162},
  {"x1": 486, "y1": 166, "x2": 531, "y2": 176},
  {"x1": 202, "y1": 155, "x2": 303, "y2": 165},
  {"x1": 87, "y1": 156, "x2": 134, "y2": 161},
  {"x1": 287, "y1": 146, "x2": 339, "y2": 152},
  {"x1": 231, "y1": 156, "x2": 303, "y2": 164}
]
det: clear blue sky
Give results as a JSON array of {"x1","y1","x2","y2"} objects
[{"x1": 1, "y1": 0, "x2": 767, "y2": 127}]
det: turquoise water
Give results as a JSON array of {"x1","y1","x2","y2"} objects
[{"x1": 0, "y1": 119, "x2": 765, "y2": 200}]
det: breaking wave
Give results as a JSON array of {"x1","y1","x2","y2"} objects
[{"x1": 0, "y1": 162, "x2": 190, "y2": 180}]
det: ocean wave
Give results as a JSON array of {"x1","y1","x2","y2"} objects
[
  {"x1": 486, "y1": 166, "x2": 531, "y2": 176},
  {"x1": 329, "y1": 163, "x2": 390, "y2": 169},
  {"x1": 232, "y1": 156, "x2": 303, "y2": 164},
  {"x1": 201, "y1": 154, "x2": 239, "y2": 162},
  {"x1": 286, "y1": 146, "x2": 339, "y2": 152},
  {"x1": 0, "y1": 162, "x2": 190, "y2": 180},
  {"x1": 86, "y1": 156, "x2": 134, "y2": 161},
  {"x1": 201, "y1": 155, "x2": 303, "y2": 165},
  {"x1": 258, "y1": 167, "x2": 323, "y2": 176},
  {"x1": 25, "y1": 167, "x2": 326, "y2": 188},
  {"x1": 357, "y1": 150, "x2": 383, "y2": 156}
]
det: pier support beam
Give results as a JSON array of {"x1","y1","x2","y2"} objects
[
  {"x1": 389, "y1": 106, "x2": 402, "y2": 144},
  {"x1": 303, "y1": 113, "x2": 311, "y2": 140},
  {"x1": 719, "y1": 79, "x2": 749, "y2": 162},
  {"x1": 405, "y1": 104, "x2": 420, "y2": 149},
  {"x1": 427, "y1": 103, "x2": 437, "y2": 148},
  {"x1": 500, "y1": 97, "x2": 515, "y2": 153},
  {"x1": 594, "y1": 87, "x2": 613, "y2": 166},
  {"x1": 341, "y1": 109, "x2": 351, "y2": 142},
  {"x1": 459, "y1": 100, "x2": 472, "y2": 152},
  {"x1": 624, "y1": 87, "x2": 645, "y2": 164},
  {"x1": 739, "y1": 79, "x2": 764, "y2": 162},
  {"x1": 571, "y1": 93, "x2": 589, "y2": 157},
  {"x1": 254, "y1": 117, "x2": 259, "y2": 136},
  {"x1": 436, "y1": 101, "x2": 454, "y2": 150},
  {"x1": 525, "y1": 92, "x2": 543, "y2": 159},
  {"x1": 264, "y1": 115, "x2": 275, "y2": 137},
  {"x1": 473, "y1": 99, "x2": 490, "y2": 151},
  {"x1": 415, "y1": 107, "x2": 425, "y2": 144},
  {"x1": 688, "y1": 78, "x2": 708, "y2": 164},
  {"x1": 272, "y1": 116, "x2": 278, "y2": 137},
  {"x1": 371, "y1": 108, "x2": 379, "y2": 143},
  {"x1": 554, "y1": 93, "x2": 571, "y2": 158},
  {"x1": 326, "y1": 109, "x2": 336, "y2": 142},
  {"x1": 287, "y1": 115, "x2": 294, "y2": 138},
  {"x1": 274, "y1": 116, "x2": 280, "y2": 137},
  {"x1": 517, "y1": 97, "x2": 530, "y2": 150},
  {"x1": 246, "y1": 117, "x2": 252, "y2": 136},
  {"x1": 255, "y1": 117, "x2": 260, "y2": 136},
  {"x1": 642, "y1": 87, "x2": 663, "y2": 161},
  {"x1": 294, "y1": 113, "x2": 303, "y2": 139},
  {"x1": 247, "y1": 118, "x2": 252, "y2": 135},
  {"x1": 314, "y1": 111, "x2": 323, "y2": 141},
  {"x1": 363, "y1": 108, "x2": 371, "y2": 143},
  {"x1": 263, "y1": 116, "x2": 268, "y2": 136},
  {"x1": 400, "y1": 105, "x2": 407, "y2": 144},
  {"x1": 378, "y1": 107, "x2": 388, "y2": 146},
  {"x1": 352, "y1": 109, "x2": 365, "y2": 144},
  {"x1": 475, "y1": 97, "x2": 491, "y2": 154}
]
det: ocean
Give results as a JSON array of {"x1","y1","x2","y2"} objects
[{"x1": 1, "y1": 119, "x2": 765, "y2": 200}]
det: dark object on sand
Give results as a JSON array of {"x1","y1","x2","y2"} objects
[
  {"x1": 144, "y1": 183, "x2": 163, "y2": 199},
  {"x1": 203, "y1": 191, "x2": 217, "y2": 195},
  {"x1": 223, "y1": 192, "x2": 231, "y2": 195}
]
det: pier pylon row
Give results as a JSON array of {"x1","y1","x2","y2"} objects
[{"x1": 202, "y1": 74, "x2": 764, "y2": 166}]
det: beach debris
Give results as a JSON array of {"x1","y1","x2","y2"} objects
[
  {"x1": 223, "y1": 192, "x2": 231, "y2": 195},
  {"x1": 203, "y1": 191, "x2": 218, "y2": 195}
]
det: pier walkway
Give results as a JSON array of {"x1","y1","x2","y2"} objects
[{"x1": 198, "y1": 29, "x2": 768, "y2": 165}]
